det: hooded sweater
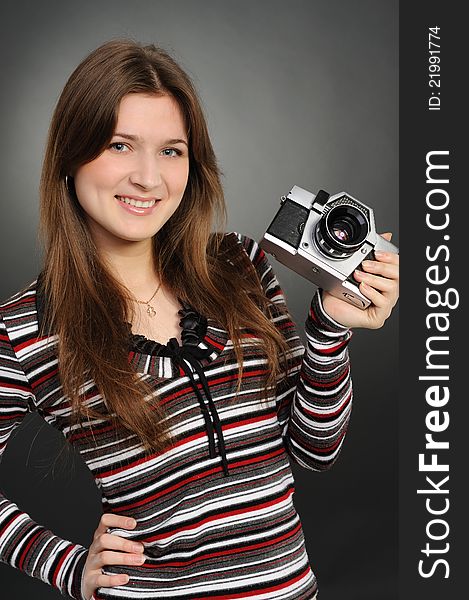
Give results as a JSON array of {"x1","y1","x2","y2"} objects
[{"x1": 0, "y1": 234, "x2": 352, "y2": 600}]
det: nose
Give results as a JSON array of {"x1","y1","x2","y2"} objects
[{"x1": 129, "y1": 154, "x2": 163, "y2": 191}]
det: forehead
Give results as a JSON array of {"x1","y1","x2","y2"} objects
[{"x1": 115, "y1": 93, "x2": 187, "y2": 139}]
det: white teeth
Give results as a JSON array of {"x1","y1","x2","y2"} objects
[{"x1": 116, "y1": 196, "x2": 156, "y2": 208}]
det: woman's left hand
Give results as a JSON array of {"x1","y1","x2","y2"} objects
[{"x1": 321, "y1": 232, "x2": 399, "y2": 329}]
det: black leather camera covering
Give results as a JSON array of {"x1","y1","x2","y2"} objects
[{"x1": 266, "y1": 200, "x2": 310, "y2": 248}]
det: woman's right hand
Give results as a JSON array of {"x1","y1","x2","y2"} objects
[{"x1": 81, "y1": 513, "x2": 145, "y2": 600}]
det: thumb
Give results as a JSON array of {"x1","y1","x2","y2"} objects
[{"x1": 379, "y1": 231, "x2": 393, "y2": 241}]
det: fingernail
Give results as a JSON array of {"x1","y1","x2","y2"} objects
[
  {"x1": 127, "y1": 518, "x2": 136, "y2": 528},
  {"x1": 132, "y1": 543, "x2": 144, "y2": 552},
  {"x1": 132, "y1": 554, "x2": 145, "y2": 563},
  {"x1": 374, "y1": 251, "x2": 386, "y2": 259}
]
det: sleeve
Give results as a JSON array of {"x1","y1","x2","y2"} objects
[
  {"x1": 238, "y1": 234, "x2": 353, "y2": 471},
  {"x1": 0, "y1": 313, "x2": 88, "y2": 599}
]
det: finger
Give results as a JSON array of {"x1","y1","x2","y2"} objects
[
  {"x1": 379, "y1": 231, "x2": 393, "y2": 241},
  {"x1": 362, "y1": 260, "x2": 399, "y2": 279},
  {"x1": 85, "y1": 549, "x2": 146, "y2": 580},
  {"x1": 374, "y1": 250, "x2": 399, "y2": 265},
  {"x1": 359, "y1": 281, "x2": 388, "y2": 309},
  {"x1": 94, "y1": 514, "x2": 136, "y2": 541},
  {"x1": 93, "y1": 532, "x2": 144, "y2": 555},
  {"x1": 95, "y1": 572, "x2": 130, "y2": 589},
  {"x1": 354, "y1": 270, "x2": 396, "y2": 294},
  {"x1": 99, "y1": 548, "x2": 146, "y2": 567}
]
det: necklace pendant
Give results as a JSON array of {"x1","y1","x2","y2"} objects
[{"x1": 147, "y1": 305, "x2": 157, "y2": 317}]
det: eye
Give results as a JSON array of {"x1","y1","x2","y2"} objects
[
  {"x1": 109, "y1": 142, "x2": 130, "y2": 153},
  {"x1": 161, "y1": 148, "x2": 182, "y2": 157}
]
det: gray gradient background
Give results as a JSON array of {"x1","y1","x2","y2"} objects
[{"x1": 0, "y1": 1, "x2": 398, "y2": 599}]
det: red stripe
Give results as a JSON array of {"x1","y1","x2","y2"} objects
[
  {"x1": 18, "y1": 530, "x2": 42, "y2": 569},
  {"x1": 0, "y1": 381, "x2": 31, "y2": 393},
  {"x1": 0, "y1": 410, "x2": 29, "y2": 421},
  {"x1": 192, "y1": 565, "x2": 312, "y2": 600},
  {"x1": 1, "y1": 296, "x2": 34, "y2": 311},
  {"x1": 68, "y1": 422, "x2": 117, "y2": 443},
  {"x1": 64, "y1": 368, "x2": 271, "y2": 442},
  {"x1": 0, "y1": 512, "x2": 21, "y2": 537},
  {"x1": 316, "y1": 339, "x2": 349, "y2": 355},
  {"x1": 203, "y1": 335, "x2": 224, "y2": 350},
  {"x1": 300, "y1": 367, "x2": 350, "y2": 388},
  {"x1": 227, "y1": 447, "x2": 285, "y2": 470},
  {"x1": 13, "y1": 336, "x2": 46, "y2": 353},
  {"x1": 256, "y1": 247, "x2": 266, "y2": 261},
  {"x1": 30, "y1": 368, "x2": 59, "y2": 390},
  {"x1": 99, "y1": 413, "x2": 276, "y2": 479},
  {"x1": 269, "y1": 290, "x2": 284, "y2": 301},
  {"x1": 52, "y1": 545, "x2": 74, "y2": 588},
  {"x1": 302, "y1": 389, "x2": 352, "y2": 419},
  {"x1": 98, "y1": 430, "x2": 206, "y2": 478},
  {"x1": 240, "y1": 332, "x2": 261, "y2": 339},
  {"x1": 154, "y1": 521, "x2": 303, "y2": 568},
  {"x1": 223, "y1": 412, "x2": 276, "y2": 432},
  {"x1": 147, "y1": 487, "x2": 294, "y2": 542},
  {"x1": 112, "y1": 465, "x2": 224, "y2": 512},
  {"x1": 160, "y1": 369, "x2": 269, "y2": 406},
  {"x1": 112, "y1": 448, "x2": 286, "y2": 513}
]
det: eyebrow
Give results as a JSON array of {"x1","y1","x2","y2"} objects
[{"x1": 113, "y1": 132, "x2": 188, "y2": 146}]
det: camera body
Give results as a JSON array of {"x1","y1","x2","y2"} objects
[{"x1": 260, "y1": 185, "x2": 399, "y2": 309}]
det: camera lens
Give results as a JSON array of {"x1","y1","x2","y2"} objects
[
  {"x1": 315, "y1": 203, "x2": 369, "y2": 258},
  {"x1": 332, "y1": 219, "x2": 354, "y2": 243}
]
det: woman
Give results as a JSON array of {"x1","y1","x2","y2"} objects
[{"x1": 0, "y1": 39, "x2": 399, "y2": 599}]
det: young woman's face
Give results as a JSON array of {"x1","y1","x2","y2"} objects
[{"x1": 73, "y1": 93, "x2": 190, "y2": 249}]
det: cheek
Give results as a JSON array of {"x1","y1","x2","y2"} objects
[
  {"x1": 73, "y1": 170, "x2": 95, "y2": 214},
  {"x1": 74, "y1": 157, "x2": 118, "y2": 197},
  {"x1": 174, "y1": 163, "x2": 190, "y2": 195},
  {"x1": 166, "y1": 170, "x2": 189, "y2": 217}
]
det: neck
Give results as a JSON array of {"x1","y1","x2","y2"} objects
[{"x1": 99, "y1": 238, "x2": 160, "y2": 297}]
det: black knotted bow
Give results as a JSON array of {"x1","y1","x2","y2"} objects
[{"x1": 163, "y1": 337, "x2": 230, "y2": 477}]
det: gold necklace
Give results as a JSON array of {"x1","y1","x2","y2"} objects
[{"x1": 134, "y1": 282, "x2": 162, "y2": 318}]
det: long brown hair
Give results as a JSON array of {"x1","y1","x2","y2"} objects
[{"x1": 39, "y1": 39, "x2": 290, "y2": 454}]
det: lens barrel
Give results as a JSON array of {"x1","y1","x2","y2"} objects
[{"x1": 315, "y1": 201, "x2": 369, "y2": 258}]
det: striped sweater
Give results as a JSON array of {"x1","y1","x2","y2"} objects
[{"x1": 0, "y1": 234, "x2": 352, "y2": 600}]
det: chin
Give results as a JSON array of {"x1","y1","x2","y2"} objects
[{"x1": 121, "y1": 234, "x2": 155, "y2": 243}]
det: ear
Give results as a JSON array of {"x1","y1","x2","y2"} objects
[{"x1": 379, "y1": 232, "x2": 393, "y2": 241}]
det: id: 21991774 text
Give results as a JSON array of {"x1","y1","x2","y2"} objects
[{"x1": 428, "y1": 26, "x2": 441, "y2": 111}]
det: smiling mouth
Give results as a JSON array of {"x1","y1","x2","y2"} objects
[{"x1": 115, "y1": 196, "x2": 158, "y2": 208}]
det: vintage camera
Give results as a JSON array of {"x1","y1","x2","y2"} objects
[{"x1": 260, "y1": 185, "x2": 399, "y2": 309}]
